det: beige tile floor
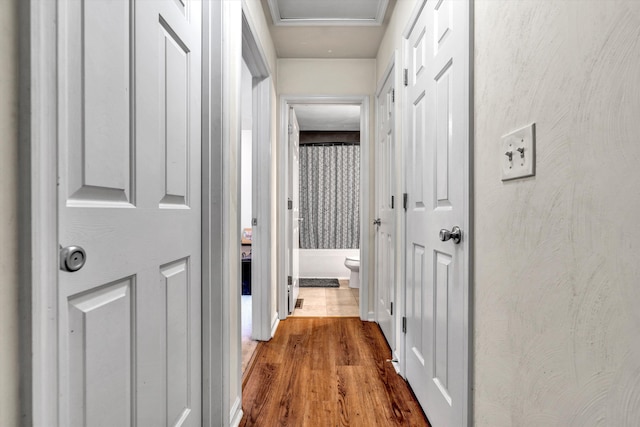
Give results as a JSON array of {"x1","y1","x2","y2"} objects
[{"x1": 291, "y1": 279, "x2": 360, "y2": 317}]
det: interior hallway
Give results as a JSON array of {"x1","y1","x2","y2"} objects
[
  {"x1": 242, "y1": 281, "x2": 361, "y2": 374},
  {"x1": 240, "y1": 317, "x2": 430, "y2": 426}
]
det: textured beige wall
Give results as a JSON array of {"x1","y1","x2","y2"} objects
[
  {"x1": 277, "y1": 58, "x2": 377, "y2": 313},
  {"x1": 474, "y1": 1, "x2": 640, "y2": 425},
  {"x1": 278, "y1": 58, "x2": 376, "y2": 96},
  {"x1": 376, "y1": 0, "x2": 418, "y2": 81},
  {"x1": 0, "y1": 0, "x2": 19, "y2": 425}
]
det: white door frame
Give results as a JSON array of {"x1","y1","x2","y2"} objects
[
  {"x1": 401, "y1": 0, "x2": 474, "y2": 425},
  {"x1": 277, "y1": 95, "x2": 371, "y2": 321},
  {"x1": 241, "y1": 10, "x2": 273, "y2": 341},
  {"x1": 19, "y1": 1, "x2": 228, "y2": 425}
]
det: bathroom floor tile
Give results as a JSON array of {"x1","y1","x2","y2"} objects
[
  {"x1": 299, "y1": 288, "x2": 326, "y2": 298},
  {"x1": 326, "y1": 290, "x2": 357, "y2": 305},
  {"x1": 290, "y1": 283, "x2": 361, "y2": 317},
  {"x1": 299, "y1": 295, "x2": 326, "y2": 306},
  {"x1": 291, "y1": 304, "x2": 327, "y2": 317},
  {"x1": 327, "y1": 305, "x2": 360, "y2": 316}
]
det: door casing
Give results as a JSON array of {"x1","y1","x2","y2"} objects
[
  {"x1": 19, "y1": 1, "x2": 229, "y2": 425},
  {"x1": 277, "y1": 96, "x2": 371, "y2": 321}
]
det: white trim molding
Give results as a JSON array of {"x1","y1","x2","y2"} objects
[
  {"x1": 277, "y1": 95, "x2": 371, "y2": 322},
  {"x1": 19, "y1": 1, "x2": 59, "y2": 424}
]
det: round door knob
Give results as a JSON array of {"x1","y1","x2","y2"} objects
[
  {"x1": 439, "y1": 226, "x2": 462, "y2": 244},
  {"x1": 60, "y1": 245, "x2": 87, "y2": 272},
  {"x1": 373, "y1": 218, "x2": 381, "y2": 226}
]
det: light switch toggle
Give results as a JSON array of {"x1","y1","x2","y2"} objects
[{"x1": 501, "y1": 123, "x2": 535, "y2": 181}]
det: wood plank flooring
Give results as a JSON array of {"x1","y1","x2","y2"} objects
[{"x1": 240, "y1": 317, "x2": 431, "y2": 427}]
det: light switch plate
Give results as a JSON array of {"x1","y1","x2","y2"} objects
[{"x1": 501, "y1": 123, "x2": 535, "y2": 181}]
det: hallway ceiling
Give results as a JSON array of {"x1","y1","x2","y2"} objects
[
  {"x1": 293, "y1": 104, "x2": 361, "y2": 131},
  {"x1": 260, "y1": 0, "x2": 397, "y2": 58}
]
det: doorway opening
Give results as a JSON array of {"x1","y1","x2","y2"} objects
[
  {"x1": 278, "y1": 96, "x2": 371, "y2": 321},
  {"x1": 240, "y1": 12, "x2": 274, "y2": 377},
  {"x1": 240, "y1": 57, "x2": 257, "y2": 373}
]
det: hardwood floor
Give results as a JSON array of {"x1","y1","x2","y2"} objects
[{"x1": 240, "y1": 317, "x2": 430, "y2": 426}]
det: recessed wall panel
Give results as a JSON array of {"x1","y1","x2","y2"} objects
[
  {"x1": 160, "y1": 258, "x2": 191, "y2": 425},
  {"x1": 159, "y1": 18, "x2": 190, "y2": 207},
  {"x1": 435, "y1": 61, "x2": 453, "y2": 207},
  {"x1": 68, "y1": 0, "x2": 133, "y2": 205},
  {"x1": 68, "y1": 277, "x2": 135, "y2": 427}
]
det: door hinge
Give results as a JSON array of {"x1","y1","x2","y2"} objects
[
  {"x1": 390, "y1": 302, "x2": 394, "y2": 316},
  {"x1": 288, "y1": 123, "x2": 293, "y2": 134},
  {"x1": 402, "y1": 316, "x2": 407, "y2": 333},
  {"x1": 391, "y1": 195, "x2": 394, "y2": 209},
  {"x1": 403, "y1": 69, "x2": 408, "y2": 86},
  {"x1": 288, "y1": 199, "x2": 293, "y2": 210},
  {"x1": 391, "y1": 89, "x2": 395, "y2": 103},
  {"x1": 288, "y1": 275, "x2": 292, "y2": 286},
  {"x1": 403, "y1": 193, "x2": 408, "y2": 211}
]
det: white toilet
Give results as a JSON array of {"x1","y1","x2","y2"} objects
[{"x1": 344, "y1": 256, "x2": 360, "y2": 289}]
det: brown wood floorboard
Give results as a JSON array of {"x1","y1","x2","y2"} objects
[{"x1": 240, "y1": 317, "x2": 431, "y2": 427}]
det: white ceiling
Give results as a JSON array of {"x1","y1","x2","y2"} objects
[
  {"x1": 262, "y1": 2, "x2": 388, "y2": 130},
  {"x1": 260, "y1": 0, "x2": 396, "y2": 59},
  {"x1": 293, "y1": 104, "x2": 361, "y2": 131},
  {"x1": 268, "y1": 0, "x2": 388, "y2": 25}
]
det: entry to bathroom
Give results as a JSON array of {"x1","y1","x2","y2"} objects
[{"x1": 287, "y1": 103, "x2": 362, "y2": 317}]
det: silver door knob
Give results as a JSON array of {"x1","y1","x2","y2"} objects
[
  {"x1": 60, "y1": 245, "x2": 87, "y2": 272},
  {"x1": 439, "y1": 226, "x2": 462, "y2": 244},
  {"x1": 373, "y1": 218, "x2": 381, "y2": 226}
]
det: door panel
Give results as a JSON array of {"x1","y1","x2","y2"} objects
[
  {"x1": 404, "y1": 0, "x2": 469, "y2": 426},
  {"x1": 64, "y1": 0, "x2": 133, "y2": 204},
  {"x1": 161, "y1": 258, "x2": 192, "y2": 425},
  {"x1": 67, "y1": 278, "x2": 134, "y2": 427},
  {"x1": 58, "y1": 1, "x2": 202, "y2": 426},
  {"x1": 159, "y1": 20, "x2": 190, "y2": 206},
  {"x1": 375, "y1": 69, "x2": 396, "y2": 347}
]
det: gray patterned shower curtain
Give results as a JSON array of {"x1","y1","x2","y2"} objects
[{"x1": 299, "y1": 144, "x2": 360, "y2": 249}]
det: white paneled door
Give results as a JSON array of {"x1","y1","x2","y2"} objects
[
  {"x1": 375, "y1": 67, "x2": 396, "y2": 348},
  {"x1": 404, "y1": 0, "x2": 470, "y2": 426},
  {"x1": 57, "y1": 1, "x2": 202, "y2": 425},
  {"x1": 288, "y1": 108, "x2": 301, "y2": 313}
]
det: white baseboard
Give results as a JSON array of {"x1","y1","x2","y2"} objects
[
  {"x1": 271, "y1": 314, "x2": 280, "y2": 338},
  {"x1": 229, "y1": 396, "x2": 243, "y2": 427},
  {"x1": 367, "y1": 311, "x2": 375, "y2": 322}
]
